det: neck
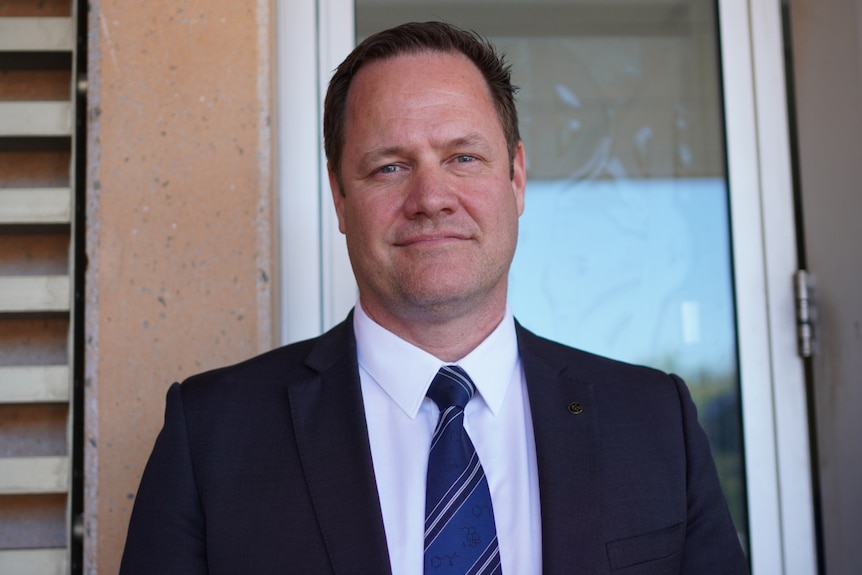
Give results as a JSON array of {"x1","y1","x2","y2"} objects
[{"x1": 359, "y1": 297, "x2": 507, "y2": 362}]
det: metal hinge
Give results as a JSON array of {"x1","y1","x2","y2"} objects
[{"x1": 794, "y1": 270, "x2": 816, "y2": 358}]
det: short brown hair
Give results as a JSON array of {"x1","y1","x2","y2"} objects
[{"x1": 323, "y1": 21, "x2": 520, "y2": 179}]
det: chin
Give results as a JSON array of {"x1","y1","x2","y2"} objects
[{"x1": 402, "y1": 284, "x2": 496, "y2": 318}]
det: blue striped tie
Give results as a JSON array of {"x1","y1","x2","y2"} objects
[{"x1": 424, "y1": 365, "x2": 502, "y2": 575}]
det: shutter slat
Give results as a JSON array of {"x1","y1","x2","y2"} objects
[
  {"x1": 0, "y1": 102, "x2": 74, "y2": 138},
  {"x1": 0, "y1": 18, "x2": 75, "y2": 52},
  {"x1": 0, "y1": 276, "x2": 70, "y2": 313},
  {"x1": 0, "y1": 549, "x2": 67, "y2": 575},
  {"x1": 0, "y1": 188, "x2": 71, "y2": 225},
  {"x1": 0, "y1": 456, "x2": 69, "y2": 495},
  {"x1": 0, "y1": 365, "x2": 69, "y2": 403}
]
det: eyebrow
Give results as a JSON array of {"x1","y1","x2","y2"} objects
[
  {"x1": 445, "y1": 133, "x2": 490, "y2": 151},
  {"x1": 358, "y1": 146, "x2": 405, "y2": 172}
]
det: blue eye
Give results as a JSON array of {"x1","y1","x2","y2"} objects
[
  {"x1": 455, "y1": 155, "x2": 476, "y2": 163},
  {"x1": 379, "y1": 165, "x2": 399, "y2": 174}
]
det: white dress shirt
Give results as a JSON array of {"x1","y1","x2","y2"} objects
[{"x1": 354, "y1": 302, "x2": 542, "y2": 574}]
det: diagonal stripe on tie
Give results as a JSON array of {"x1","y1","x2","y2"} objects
[
  {"x1": 424, "y1": 365, "x2": 501, "y2": 574},
  {"x1": 425, "y1": 452, "x2": 485, "y2": 545},
  {"x1": 466, "y1": 536, "x2": 501, "y2": 575}
]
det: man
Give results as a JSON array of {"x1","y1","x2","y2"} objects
[{"x1": 120, "y1": 21, "x2": 748, "y2": 574}]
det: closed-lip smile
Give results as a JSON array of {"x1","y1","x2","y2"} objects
[{"x1": 394, "y1": 233, "x2": 469, "y2": 247}]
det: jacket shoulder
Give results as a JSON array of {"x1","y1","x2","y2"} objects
[
  {"x1": 515, "y1": 321, "x2": 672, "y2": 385},
  {"x1": 179, "y1": 314, "x2": 356, "y2": 400}
]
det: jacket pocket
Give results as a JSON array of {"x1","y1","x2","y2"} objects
[{"x1": 606, "y1": 522, "x2": 685, "y2": 571}]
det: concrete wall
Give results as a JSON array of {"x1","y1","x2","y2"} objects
[{"x1": 84, "y1": 1, "x2": 276, "y2": 572}]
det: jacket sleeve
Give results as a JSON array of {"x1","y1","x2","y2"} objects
[
  {"x1": 119, "y1": 382, "x2": 208, "y2": 575},
  {"x1": 674, "y1": 374, "x2": 750, "y2": 574}
]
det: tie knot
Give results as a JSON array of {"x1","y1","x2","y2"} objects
[{"x1": 427, "y1": 365, "x2": 475, "y2": 410}]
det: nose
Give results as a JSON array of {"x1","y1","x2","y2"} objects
[{"x1": 402, "y1": 165, "x2": 458, "y2": 220}]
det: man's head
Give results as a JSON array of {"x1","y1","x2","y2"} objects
[
  {"x1": 325, "y1": 22, "x2": 526, "y2": 356},
  {"x1": 324, "y1": 21, "x2": 520, "y2": 183}
]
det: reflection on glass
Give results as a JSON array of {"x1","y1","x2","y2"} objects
[{"x1": 357, "y1": 0, "x2": 747, "y2": 549}]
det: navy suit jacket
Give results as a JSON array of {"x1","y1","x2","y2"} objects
[{"x1": 120, "y1": 315, "x2": 748, "y2": 574}]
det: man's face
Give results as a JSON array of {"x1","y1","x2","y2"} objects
[{"x1": 329, "y1": 51, "x2": 526, "y2": 328}]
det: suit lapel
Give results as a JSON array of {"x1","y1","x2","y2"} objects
[
  {"x1": 288, "y1": 316, "x2": 392, "y2": 575},
  {"x1": 517, "y1": 324, "x2": 604, "y2": 574},
  {"x1": 288, "y1": 318, "x2": 604, "y2": 574}
]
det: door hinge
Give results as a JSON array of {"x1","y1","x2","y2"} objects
[{"x1": 794, "y1": 270, "x2": 816, "y2": 358}]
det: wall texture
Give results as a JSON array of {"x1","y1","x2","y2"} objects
[{"x1": 84, "y1": 1, "x2": 276, "y2": 572}]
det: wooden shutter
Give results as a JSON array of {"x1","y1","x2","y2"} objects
[{"x1": 1, "y1": 1, "x2": 79, "y2": 573}]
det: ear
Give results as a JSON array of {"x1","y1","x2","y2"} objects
[
  {"x1": 512, "y1": 141, "x2": 527, "y2": 216},
  {"x1": 327, "y1": 163, "x2": 348, "y2": 234}
]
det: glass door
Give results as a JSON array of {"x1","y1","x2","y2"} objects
[
  {"x1": 358, "y1": 0, "x2": 747, "y2": 547},
  {"x1": 276, "y1": 1, "x2": 818, "y2": 572}
]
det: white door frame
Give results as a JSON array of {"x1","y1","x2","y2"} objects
[
  {"x1": 276, "y1": 0, "x2": 355, "y2": 345},
  {"x1": 719, "y1": 0, "x2": 817, "y2": 572},
  {"x1": 275, "y1": 1, "x2": 818, "y2": 572}
]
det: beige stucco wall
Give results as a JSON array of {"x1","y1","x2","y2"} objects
[{"x1": 84, "y1": 1, "x2": 276, "y2": 572}]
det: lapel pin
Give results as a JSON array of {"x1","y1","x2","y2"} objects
[{"x1": 568, "y1": 402, "x2": 583, "y2": 415}]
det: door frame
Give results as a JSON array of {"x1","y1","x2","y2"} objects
[
  {"x1": 718, "y1": 0, "x2": 817, "y2": 573},
  {"x1": 274, "y1": 1, "x2": 817, "y2": 572},
  {"x1": 275, "y1": 0, "x2": 355, "y2": 345}
]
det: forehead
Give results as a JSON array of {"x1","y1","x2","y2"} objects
[
  {"x1": 347, "y1": 50, "x2": 493, "y2": 111},
  {"x1": 343, "y1": 51, "x2": 501, "y2": 144}
]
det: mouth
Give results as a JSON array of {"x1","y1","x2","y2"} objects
[{"x1": 394, "y1": 233, "x2": 469, "y2": 248}]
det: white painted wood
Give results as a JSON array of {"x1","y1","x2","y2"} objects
[
  {"x1": 318, "y1": 0, "x2": 358, "y2": 332},
  {"x1": 0, "y1": 276, "x2": 70, "y2": 313},
  {"x1": 749, "y1": 1, "x2": 818, "y2": 573},
  {"x1": 0, "y1": 456, "x2": 69, "y2": 495},
  {"x1": 0, "y1": 102, "x2": 73, "y2": 137},
  {"x1": 0, "y1": 365, "x2": 69, "y2": 403},
  {"x1": 276, "y1": 0, "x2": 323, "y2": 344},
  {"x1": 277, "y1": 0, "x2": 357, "y2": 344},
  {"x1": 721, "y1": 0, "x2": 818, "y2": 572},
  {"x1": 0, "y1": 11, "x2": 78, "y2": 570},
  {"x1": 0, "y1": 17, "x2": 74, "y2": 52},
  {"x1": 0, "y1": 188, "x2": 71, "y2": 225},
  {"x1": 719, "y1": 1, "x2": 785, "y2": 571},
  {"x1": 0, "y1": 549, "x2": 67, "y2": 575}
]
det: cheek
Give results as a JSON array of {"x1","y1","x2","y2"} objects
[
  {"x1": 343, "y1": 202, "x2": 386, "y2": 251},
  {"x1": 350, "y1": 193, "x2": 401, "y2": 234},
  {"x1": 468, "y1": 188, "x2": 520, "y2": 230}
]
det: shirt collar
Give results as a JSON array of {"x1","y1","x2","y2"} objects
[{"x1": 353, "y1": 302, "x2": 519, "y2": 419}]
